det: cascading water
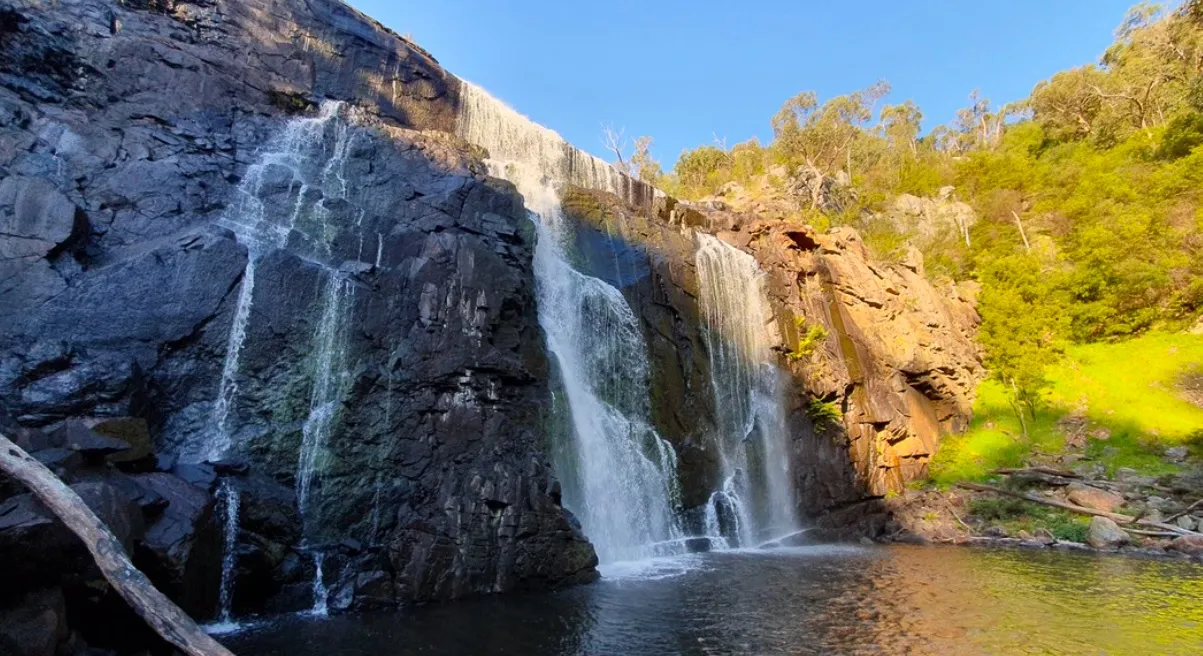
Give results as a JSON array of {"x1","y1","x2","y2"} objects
[
  {"x1": 695, "y1": 233, "x2": 797, "y2": 546},
  {"x1": 210, "y1": 480, "x2": 241, "y2": 632},
  {"x1": 295, "y1": 273, "x2": 353, "y2": 523},
  {"x1": 455, "y1": 82, "x2": 682, "y2": 564},
  {"x1": 196, "y1": 102, "x2": 358, "y2": 624}
]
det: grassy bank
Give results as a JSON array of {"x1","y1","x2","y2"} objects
[{"x1": 930, "y1": 332, "x2": 1203, "y2": 486}]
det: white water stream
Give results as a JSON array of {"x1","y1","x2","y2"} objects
[{"x1": 456, "y1": 82, "x2": 683, "y2": 564}]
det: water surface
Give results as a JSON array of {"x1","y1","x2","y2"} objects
[{"x1": 227, "y1": 545, "x2": 1203, "y2": 655}]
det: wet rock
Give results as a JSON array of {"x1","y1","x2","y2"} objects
[
  {"x1": 352, "y1": 571, "x2": 395, "y2": 610},
  {"x1": 29, "y1": 448, "x2": 81, "y2": 478},
  {"x1": 71, "y1": 481, "x2": 143, "y2": 552},
  {"x1": 0, "y1": 482, "x2": 140, "y2": 595},
  {"x1": 170, "y1": 463, "x2": 217, "y2": 491},
  {"x1": 208, "y1": 458, "x2": 249, "y2": 475},
  {"x1": 1087, "y1": 517, "x2": 1130, "y2": 549},
  {"x1": 1067, "y1": 483, "x2": 1126, "y2": 513}
]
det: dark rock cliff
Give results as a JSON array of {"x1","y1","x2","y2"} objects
[{"x1": 0, "y1": 0, "x2": 595, "y2": 648}]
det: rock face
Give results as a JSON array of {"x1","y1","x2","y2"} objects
[{"x1": 0, "y1": 0, "x2": 594, "y2": 634}]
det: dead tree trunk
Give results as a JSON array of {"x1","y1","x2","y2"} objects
[
  {"x1": 0, "y1": 433, "x2": 235, "y2": 656},
  {"x1": 1011, "y1": 211, "x2": 1032, "y2": 252}
]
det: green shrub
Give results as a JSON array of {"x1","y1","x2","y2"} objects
[
  {"x1": 807, "y1": 398, "x2": 843, "y2": 430},
  {"x1": 788, "y1": 318, "x2": 830, "y2": 361}
]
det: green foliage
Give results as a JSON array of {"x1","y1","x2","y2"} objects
[
  {"x1": 806, "y1": 398, "x2": 844, "y2": 430},
  {"x1": 650, "y1": 2, "x2": 1203, "y2": 422},
  {"x1": 672, "y1": 145, "x2": 732, "y2": 197},
  {"x1": 967, "y1": 497, "x2": 1092, "y2": 542},
  {"x1": 788, "y1": 318, "x2": 830, "y2": 361},
  {"x1": 975, "y1": 252, "x2": 1068, "y2": 420}
]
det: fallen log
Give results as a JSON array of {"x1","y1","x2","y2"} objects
[
  {"x1": 1121, "y1": 528, "x2": 1183, "y2": 538},
  {"x1": 1164, "y1": 498, "x2": 1203, "y2": 524},
  {"x1": 956, "y1": 482, "x2": 1203, "y2": 537},
  {"x1": 992, "y1": 467, "x2": 1080, "y2": 479},
  {"x1": 0, "y1": 433, "x2": 235, "y2": 656}
]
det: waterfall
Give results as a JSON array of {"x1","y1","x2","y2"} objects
[
  {"x1": 296, "y1": 273, "x2": 353, "y2": 523},
  {"x1": 455, "y1": 82, "x2": 682, "y2": 564},
  {"x1": 456, "y1": 82, "x2": 657, "y2": 209},
  {"x1": 200, "y1": 100, "x2": 352, "y2": 463},
  {"x1": 309, "y1": 552, "x2": 329, "y2": 618},
  {"x1": 695, "y1": 233, "x2": 797, "y2": 545},
  {"x1": 195, "y1": 101, "x2": 359, "y2": 623},
  {"x1": 214, "y1": 480, "x2": 241, "y2": 629}
]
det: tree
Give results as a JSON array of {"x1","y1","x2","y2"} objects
[
  {"x1": 674, "y1": 145, "x2": 731, "y2": 194},
  {"x1": 976, "y1": 253, "x2": 1067, "y2": 427},
  {"x1": 601, "y1": 123, "x2": 629, "y2": 174},
  {"x1": 630, "y1": 135, "x2": 663, "y2": 185},
  {"x1": 1030, "y1": 66, "x2": 1108, "y2": 141},
  {"x1": 770, "y1": 81, "x2": 891, "y2": 209},
  {"x1": 881, "y1": 100, "x2": 923, "y2": 156}
]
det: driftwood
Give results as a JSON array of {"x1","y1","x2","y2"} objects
[
  {"x1": 1122, "y1": 528, "x2": 1185, "y2": 538},
  {"x1": 1164, "y1": 498, "x2": 1203, "y2": 524},
  {"x1": 957, "y1": 482, "x2": 1203, "y2": 537},
  {"x1": 992, "y1": 467, "x2": 1080, "y2": 479},
  {"x1": 0, "y1": 433, "x2": 235, "y2": 656}
]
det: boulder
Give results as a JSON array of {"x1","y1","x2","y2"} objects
[
  {"x1": 1170, "y1": 534, "x2": 1203, "y2": 556},
  {"x1": 1165, "y1": 446, "x2": 1190, "y2": 463},
  {"x1": 84, "y1": 417, "x2": 153, "y2": 465},
  {"x1": 0, "y1": 481, "x2": 141, "y2": 598},
  {"x1": 1087, "y1": 516, "x2": 1130, "y2": 549},
  {"x1": 129, "y1": 473, "x2": 220, "y2": 617},
  {"x1": 1066, "y1": 483, "x2": 1126, "y2": 513},
  {"x1": 52, "y1": 420, "x2": 132, "y2": 460}
]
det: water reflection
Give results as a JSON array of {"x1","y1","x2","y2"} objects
[{"x1": 227, "y1": 545, "x2": 1203, "y2": 655}]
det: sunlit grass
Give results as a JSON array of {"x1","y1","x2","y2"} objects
[
  {"x1": 929, "y1": 332, "x2": 1203, "y2": 486},
  {"x1": 1047, "y1": 332, "x2": 1203, "y2": 442}
]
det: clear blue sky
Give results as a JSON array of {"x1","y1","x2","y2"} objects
[{"x1": 348, "y1": 1, "x2": 1136, "y2": 167}]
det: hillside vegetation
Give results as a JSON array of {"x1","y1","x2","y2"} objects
[{"x1": 618, "y1": 1, "x2": 1203, "y2": 479}]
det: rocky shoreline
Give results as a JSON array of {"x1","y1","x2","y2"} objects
[{"x1": 884, "y1": 456, "x2": 1203, "y2": 563}]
